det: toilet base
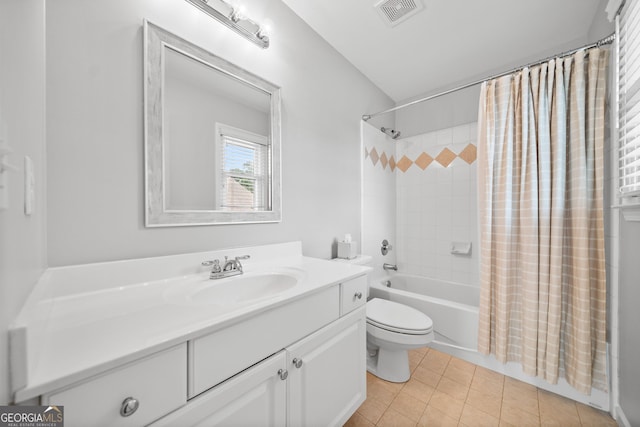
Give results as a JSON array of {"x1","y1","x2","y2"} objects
[{"x1": 366, "y1": 346, "x2": 411, "y2": 383}]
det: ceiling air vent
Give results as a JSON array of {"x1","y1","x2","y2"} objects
[{"x1": 374, "y1": 0, "x2": 424, "y2": 27}]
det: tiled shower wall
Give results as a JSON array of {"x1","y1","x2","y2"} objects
[
  {"x1": 396, "y1": 122, "x2": 479, "y2": 285},
  {"x1": 363, "y1": 121, "x2": 479, "y2": 286},
  {"x1": 361, "y1": 122, "x2": 396, "y2": 277}
]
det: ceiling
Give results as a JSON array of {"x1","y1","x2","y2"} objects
[{"x1": 282, "y1": 0, "x2": 606, "y2": 102}]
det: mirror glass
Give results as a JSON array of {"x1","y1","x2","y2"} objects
[{"x1": 144, "y1": 21, "x2": 281, "y2": 226}]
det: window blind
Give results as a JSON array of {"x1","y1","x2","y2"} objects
[
  {"x1": 217, "y1": 128, "x2": 269, "y2": 211},
  {"x1": 619, "y1": 0, "x2": 640, "y2": 197}
]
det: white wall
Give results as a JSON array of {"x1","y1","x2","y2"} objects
[
  {"x1": 1, "y1": 0, "x2": 393, "y2": 404},
  {"x1": 396, "y1": 86, "x2": 481, "y2": 138},
  {"x1": 45, "y1": 0, "x2": 393, "y2": 266},
  {"x1": 588, "y1": 0, "x2": 615, "y2": 41},
  {"x1": 0, "y1": 0, "x2": 47, "y2": 404},
  {"x1": 618, "y1": 219, "x2": 640, "y2": 426}
]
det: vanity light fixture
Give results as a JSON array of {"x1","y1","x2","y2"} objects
[{"x1": 185, "y1": 0, "x2": 270, "y2": 48}]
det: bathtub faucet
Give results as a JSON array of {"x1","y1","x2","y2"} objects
[{"x1": 383, "y1": 263, "x2": 398, "y2": 271}]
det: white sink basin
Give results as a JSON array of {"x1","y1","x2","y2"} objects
[
  {"x1": 164, "y1": 271, "x2": 303, "y2": 306},
  {"x1": 188, "y1": 273, "x2": 298, "y2": 305}
]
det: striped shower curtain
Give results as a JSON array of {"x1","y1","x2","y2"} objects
[{"x1": 476, "y1": 48, "x2": 609, "y2": 394}]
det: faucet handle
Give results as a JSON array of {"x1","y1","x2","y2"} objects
[
  {"x1": 202, "y1": 259, "x2": 221, "y2": 273},
  {"x1": 233, "y1": 255, "x2": 250, "y2": 272}
]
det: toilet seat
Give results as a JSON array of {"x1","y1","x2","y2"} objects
[{"x1": 366, "y1": 298, "x2": 433, "y2": 335}]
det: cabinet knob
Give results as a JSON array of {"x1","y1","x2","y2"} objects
[
  {"x1": 278, "y1": 369, "x2": 288, "y2": 380},
  {"x1": 354, "y1": 292, "x2": 363, "y2": 300},
  {"x1": 120, "y1": 397, "x2": 139, "y2": 417},
  {"x1": 292, "y1": 358, "x2": 303, "y2": 368}
]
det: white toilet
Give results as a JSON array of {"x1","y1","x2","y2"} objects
[
  {"x1": 333, "y1": 255, "x2": 434, "y2": 383},
  {"x1": 366, "y1": 298, "x2": 434, "y2": 382}
]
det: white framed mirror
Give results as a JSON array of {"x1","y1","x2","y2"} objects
[{"x1": 144, "y1": 20, "x2": 281, "y2": 226}]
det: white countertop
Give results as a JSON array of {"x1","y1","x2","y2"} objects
[{"x1": 11, "y1": 242, "x2": 369, "y2": 402}]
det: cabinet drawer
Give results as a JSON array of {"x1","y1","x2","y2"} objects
[
  {"x1": 43, "y1": 344, "x2": 186, "y2": 427},
  {"x1": 189, "y1": 285, "x2": 340, "y2": 398},
  {"x1": 340, "y1": 275, "x2": 367, "y2": 315}
]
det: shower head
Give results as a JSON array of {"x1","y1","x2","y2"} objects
[{"x1": 381, "y1": 127, "x2": 401, "y2": 140}]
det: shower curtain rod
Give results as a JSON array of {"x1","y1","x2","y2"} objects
[{"x1": 362, "y1": 32, "x2": 616, "y2": 121}]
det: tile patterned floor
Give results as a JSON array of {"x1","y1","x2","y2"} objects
[{"x1": 345, "y1": 347, "x2": 617, "y2": 427}]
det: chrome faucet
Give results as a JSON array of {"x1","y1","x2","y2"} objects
[
  {"x1": 202, "y1": 255, "x2": 250, "y2": 280},
  {"x1": 383, "y1": 263, "x2": 398, "y2": 271}
]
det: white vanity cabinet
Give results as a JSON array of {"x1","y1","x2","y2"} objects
[{"x1": 151, "y1": 276, "x2": 367, "y2": 427}]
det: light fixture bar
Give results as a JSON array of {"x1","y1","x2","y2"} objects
[{"x1": 185, "y1": 0, "x2": 269, "y2": 49}]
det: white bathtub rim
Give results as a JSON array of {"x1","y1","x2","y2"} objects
[
  {"x1": 371, "y1": 274, "x2": 479, "y2": 314},
  {"x1": 375, "y1": 272, "x2": 479, "y2": 292}
]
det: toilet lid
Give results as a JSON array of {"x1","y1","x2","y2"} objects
[{"x1": 366, "y1": 298, "x2": 433, "y2": 335}]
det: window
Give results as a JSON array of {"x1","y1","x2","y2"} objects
[
  {"x1": 215, "y1": 124, "x2": 270, "y2": 211},
  {"x1": 618, "y1": 0, "x2": 640, "y2": 199}
]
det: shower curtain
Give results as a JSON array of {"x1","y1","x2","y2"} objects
[{"x1": 476, "y1": 48, "x2": 609, "y2": 394}]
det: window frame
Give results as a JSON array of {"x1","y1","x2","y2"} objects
[
  {"x1": 214, "y1": 123, "x2": 271, "y2": 212},
  {"x1": 617, "y1": 0, "x2": 640, "y2": 200}
]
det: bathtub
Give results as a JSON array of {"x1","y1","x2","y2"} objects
[
  {"x1": 368, "y1": 274, "x2": 479, "y2": 351},
  {"x1": 368, "y1": 273, "x2": 612, "y2": 410}
]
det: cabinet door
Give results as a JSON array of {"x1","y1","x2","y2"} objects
[
  {"x1": 151, "y1": 351, "x2": 287, "y2": 427},
  {"x1": 287, "y1": 306, "x2": 366, "y2": 427}
]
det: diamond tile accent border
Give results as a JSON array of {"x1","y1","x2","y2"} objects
[
  {"x1": 435, "y1": 148, "x2": 456, "y2": 167},
  {"x1": 370, "y1": 147, "x2": 380, "y2": 166},
  {"x1": 396, "y1": 155, "x2": 413, "y2": 172},
  {"x1": 364, "y1": 144, "x2": 477, "y2": 173},
  {"x1": 415, "y1": 152, "x2": 433, "y2": 170},
  {"x1": 380, "y1": 152, "x2": 388, "y2": 169},
  {"x1": 459, "y1": 143, "x2": 477, "y2": 164}
]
